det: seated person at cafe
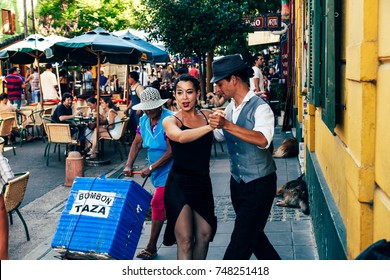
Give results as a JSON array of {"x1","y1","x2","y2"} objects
[
  {"x1": 52, "y1": 92, "x2": 86, "y2": 150},
  {"x1": 0, "y1": 93, "x2": 28, "y2": 119},
  {"x1": 84, "y1": 97, "x2": 98, "y2": 143},
  {"x1": 0, "y1": 93, "x2": 28, "y2": 141}
]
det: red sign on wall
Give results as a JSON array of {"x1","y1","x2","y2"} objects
[{"x1": 243, "y1": 14, "x2": 281, "y2": 32}]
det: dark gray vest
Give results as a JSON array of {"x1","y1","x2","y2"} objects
[{"x1": 223, "y1": 96, "x2": 276, "y2": 183}]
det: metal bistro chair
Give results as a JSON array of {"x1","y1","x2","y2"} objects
[
  {"x1": 0, "y1": 116, "x2": 16, "y2": 155},
  {"x1": 41, "y1": 113, "x2": 53, "y2": 139},
  {"x1": 0, "y1": 112, "x2": 23, "y2": 146},
  {"x1": 44, "y1": 123, "x2": 78, "y2": 166},
  {"x1": 24, "y1": 109, "x2": 46, "y2": 143},
  {"x1": 2, "y1": 171, "x2": 31, "y2": 241},
  {"x1": 99, "y1": 117, "x2": 129, "y2": 161}
]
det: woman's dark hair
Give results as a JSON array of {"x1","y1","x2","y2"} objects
[
  {"x1": 174, "y1": 74, "x2": 200, "y2": 93},
  {"x1": 87, "y1": 97, "x2": 97, "y2": 104},
  {"x1": 129, "y1": 71, "x2": 139, "y2": 82},
  {"x1": 62, "y1": 92, "x2": 73, "y2": 102},
  {"x1": 0, "y1": 93, "x2": 8, "y2": 101},
  {"x1": 151, "y1": 80, "x2": 161, "y2": 90},
  {"x1": 102, "y1": 97, "x2": 118, "y2": 111},
  {"x1": 160, "y1": 89, "x2": 174, "y2": 100}
]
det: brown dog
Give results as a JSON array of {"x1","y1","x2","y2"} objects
[
  {"x1": 273, "y1": 137, "x2": 299, "y2": 158},
  {"x1": 276, "y1": 174, "x2": 309, "y2": 215}
]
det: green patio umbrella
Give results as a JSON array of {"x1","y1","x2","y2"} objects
[
  {"x1": 0, "y1": 34, "x2": 68, "y2": 106},
  {"x1": 49, "y1": 27, "x2": 152, "y2": 162},
  {"x1": 114, "y1": 30, "x2": 169, "y2": 63},
  {"x1": 50, "y1": 27, "x2": 152, "y2": 66},
  {"x1": 0, "y1": 34, "x2": 55, "y2": 64}
]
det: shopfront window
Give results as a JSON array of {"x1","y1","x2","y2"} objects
[{"x1": 2, "y1": 9, "x2": 15, "y2": 35}]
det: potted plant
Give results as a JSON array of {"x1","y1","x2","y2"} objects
[{"x1": 270, "y1": 83, "x2": 287, "y2": 115}]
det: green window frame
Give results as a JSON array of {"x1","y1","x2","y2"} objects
[{"x1": 307, "y1": 0, "x2": 342, "y2": 134}]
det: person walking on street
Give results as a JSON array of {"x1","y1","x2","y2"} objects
[
  {"x1": 81, "y1": 66, "x2": 93, "y2": 94},
  {"x1": 99, "y1": 69, "x2": 109, "y2": 92},
  {"x1": 250, "y1": 53, "x2": 267, "y2": 99},
  {"x1": 188, "y1": 64, "x2": 199, "y2": 80},
  {"x1": 5, "y1": 67, "x2": 25, "y2": 109},
  {"x1": 25, "y1": 68, "x2": 40, "y2": 103},
  {"x1": 41, "y1": 63, "x2": 59, "y2": 101},
  {"x1": 209, "y1": 54, "x2": 280, "y2": 260},
  {"x1": 162, "y1": 74, "x2": 217, "y2": 260},
  {"x1": 124, "y1": 71, "x2": 144, "y2": 141},
  {"x1": 122, "y1": 87, "x2": 174, "y2": 260},
  {"x1": 139, "y1": 67, "x2": 150, "y2": 87}
]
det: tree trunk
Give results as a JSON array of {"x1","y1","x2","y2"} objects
[
  {"x1": 197, "y1": 53, "x2": 206, "y2": 100},
  {"x1": 206, "y1": 51, "x2": 214, "y2": 93}
]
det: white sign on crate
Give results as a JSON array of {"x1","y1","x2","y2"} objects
[{"x1": 69, "y1": 190, "x2": 116, "y2": 218}]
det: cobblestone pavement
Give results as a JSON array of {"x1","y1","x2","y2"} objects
[{"x1": 215, "y1": 196, "x2": 310, "y2": 222}]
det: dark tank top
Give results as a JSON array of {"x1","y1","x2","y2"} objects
[{"x1": 169, "y1": 111, "x2": 213, "y2": 174}]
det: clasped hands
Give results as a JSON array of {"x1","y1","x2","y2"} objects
[{"x1": 209, "y1": 110, "x2": 227, "y2": 129}]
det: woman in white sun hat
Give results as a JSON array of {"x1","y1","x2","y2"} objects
[{"x1": 122, "y1": 87, "x2": 174, "y2": 260}]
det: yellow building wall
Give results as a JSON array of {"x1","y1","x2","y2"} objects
[
  {"x1": 300, "y1": 0, "x2": 390, "y2": 259},
  {"x1": 374, "y1": 0, "x2": 390, "y2": 244}
]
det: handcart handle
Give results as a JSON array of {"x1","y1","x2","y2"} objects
[{"x1": 118, "y1": 171, "x2": 149, "y2": 188}]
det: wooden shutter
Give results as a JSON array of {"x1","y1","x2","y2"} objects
[
  {"x1": 11, "y1": 12, "x2": 16, "y2": 34},
  {"x1": 2, "y1": 9, "x2": 10, "y2": 34},
  {"x1": 307, "y1": 0, "x2": 322, "y2": 107},
  {"x1": 321, "y1": 0, "x2": 340, "y2": 134}
]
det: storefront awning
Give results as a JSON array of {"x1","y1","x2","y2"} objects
[{"x1": 248, "y1": 31, "x2": 280, "y2": 46}]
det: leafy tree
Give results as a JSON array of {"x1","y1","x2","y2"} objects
[
  {"x1": 245, "y1": 0, "x2": 281, "y2": 14},
  {"x1": 37, "y1": 0, "x2": 137, "y2": 37},
  {"x1": 136, "y1": 0, "x2": 281, "y2": 95},
  {"x1": 136, "y1": 0, "x2": 250, "y2": 96}
]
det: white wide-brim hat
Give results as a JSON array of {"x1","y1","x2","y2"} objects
[{"x1": 132, "y1": 87, "x2": 168, "y2": 111}]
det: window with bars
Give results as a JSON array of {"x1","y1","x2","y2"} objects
[
  {"x1": 2, "y1": 9, "x2": 16, "y2": 35},
  {"x1": 306, "y1": 0, "x2": 342, "y2": 134}
]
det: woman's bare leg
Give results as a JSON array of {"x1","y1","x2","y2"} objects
[
  {"x1": 174, "y1": 204, "x2": 194, "y2": 260},
  {"x1": 192, "y1": 210, "x2": 212, "y2": 260},
  {"x1": 90, "y1": 128, "x2": 110, "y2": 152}
]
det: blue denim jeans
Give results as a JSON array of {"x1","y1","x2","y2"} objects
[
  {"x1": 10, "y1": 99, "x2": 21, "y2": 109},
  {"x1": 32, "y1": 90, "x2": 40, "y2": 103}
]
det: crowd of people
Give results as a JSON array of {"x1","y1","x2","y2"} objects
[{"x1": 1, "y1": 52, "x2": 282, "y2": 261}]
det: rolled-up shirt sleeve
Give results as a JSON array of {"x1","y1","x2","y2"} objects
[
  {"x1": 213, "y1": 128, "x2": 225, "y2": 142},
  {"x1": 254, "y1": 103, "x2": 274, "y2": 149}
]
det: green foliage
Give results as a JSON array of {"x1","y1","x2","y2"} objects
[
  {"x1": 137, "y1": 0, "x2": 251, "y2": 56},
  {"x1": 244, "y1": 0, "x2": 281, "y2": 14},
  {"x1": 271, "y1": 83, "x2": 287, "y2": 111},
  {"x1": 36, "y1": 0, "x2": 137, "y2": 37}
]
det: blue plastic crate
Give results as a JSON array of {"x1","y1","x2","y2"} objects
[{"x1": 51, "y1": 175, "x2": 152, "y2": 260}]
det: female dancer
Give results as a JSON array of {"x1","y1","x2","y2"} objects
[{"x1": 162, "y1": 74, "x2": 216, "y2": 260}]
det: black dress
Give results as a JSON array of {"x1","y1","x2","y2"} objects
[{"x1": 163, "y1": 113, "x2": 217, "y2": 246}]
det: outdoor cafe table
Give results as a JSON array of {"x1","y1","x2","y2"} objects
[{"x1": 72, "y1": 116, "x2": 95, "y2": 125}]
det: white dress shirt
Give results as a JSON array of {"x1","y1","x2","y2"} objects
[{"x1": 213, "y1": 91, "x2": 274, "y2": 149}]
